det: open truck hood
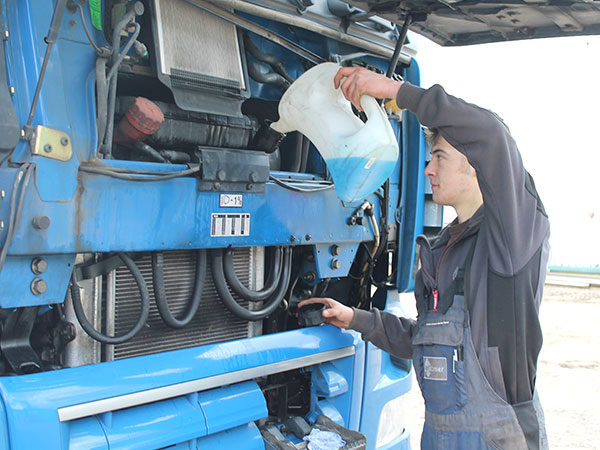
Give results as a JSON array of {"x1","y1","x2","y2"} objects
[{"x1": 339, "y1": 0, "x2": 600, "y2": 46}]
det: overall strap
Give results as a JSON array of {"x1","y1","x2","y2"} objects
[{"x1": 455, "y1": 233, "x2": 478, "y2": 326}]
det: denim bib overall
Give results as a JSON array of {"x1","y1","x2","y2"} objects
[{"x1": 412, "y1": 252, "x2": 546, "y2": 449}]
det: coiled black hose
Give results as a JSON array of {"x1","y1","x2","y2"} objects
[
  {"x1": 211, "y1": 247, "x2": 292, "y2": 321},
  {"x1": 223, "y1": 247, "x2": 282, "y2": 302},
  {"x1": 152, "y1": 250, "x2": 207, "y2": 329},
  {"x1": 70, "y1": 253, "x2": 150, "y2": 344}
]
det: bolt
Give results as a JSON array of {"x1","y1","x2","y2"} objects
[
  {"x1": 331, "y1": 244, "x2": 341, "y2": 256},
  {"x1": 246, "y1": 183, "x2": 253, "y2": 190},
  {"x1": 249, "y1": 171, "x2": 258, "y2": 182},
  {"x1": 43, "y1": 144, "x2": 52, "y2": 153},
  {"x1": 305, "y1": 234, "x2": 311, "y2": 241},
  {"x1": 31, "y1": 277, "x2": 47, "y2": 295},
  {"x1": 303, "y1": 271, "x2": 316, "y2": 283},
  {"x1": 31, "y1": 257, "x2": 48, "y2": 275},
  {"x1": 290, "y1": 235, "x2": 296, "y2": 242},
  {"x1": 213, "y1": 182, "x2": 221, "y2": 190},
  {"x1": 32, "y1": 216, "x2": 50, "y2": 230},
  {"x1": 59, "y1": 322, "x2": 76, "y2": 342},
  {"x1": 331, "y1": 259, "x2": 341, "y2": 270},
  {"x1": 347, "y1": 216, "x2": 357, "y2": 226},
  {"x1": 217, "y1": 170, "x2": 226, "y2": 181},
  {"x1": 9, "y1": 86, "x2": 14, "y2": 95},
  {"x1": 60, "y1": 136, "x2": 69, "y2": 146}
]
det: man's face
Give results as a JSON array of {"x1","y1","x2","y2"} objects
[{"x1": 424, "y1": 136, "x2": 480, "y2": 208}]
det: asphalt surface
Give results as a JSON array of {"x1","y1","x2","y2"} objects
[{"x1": 401, "y1": 284, "x2": 600, "y2": 449}]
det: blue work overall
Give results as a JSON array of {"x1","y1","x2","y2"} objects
[{"x1": 412, "y1": 276, "x2": 547, "y2": 449}]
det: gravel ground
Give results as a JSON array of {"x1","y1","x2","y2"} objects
[{"x1": 401, "y1": 284, "x2": 600, "y2": 449}]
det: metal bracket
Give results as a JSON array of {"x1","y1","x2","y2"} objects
[
  {"x1": 0, "y1": 307, "x2": 43, "y2": 374},
  {"x1": 31, "y1": 125, "x2": 73, "y2": 161}
]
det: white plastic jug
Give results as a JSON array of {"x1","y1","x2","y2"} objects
[{"x1": 271, "y1": 62, "x2": 399, "y2": 203}]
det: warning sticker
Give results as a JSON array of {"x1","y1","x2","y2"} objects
[{"x1": 211, "y1": 213, "x2": 250, "y2": 237}]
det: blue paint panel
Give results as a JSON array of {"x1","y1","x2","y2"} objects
[
  {"x1": 308, "y1": 352, "x2": 356, "y2": 428},
  {"x1": 396, "y1": 60, "x2": 427, "y2": 293},
  {"x1": 0, "y1": 326, "x2": 356, "y2": 449},
  {"x1": 199, "y1": 381, "x2": 267, "y2": 435},
  {"x1": 0, "y1": 254, "x2": 75, "y2": 308},
  {"x1": 359, "y1": 290, "x2": 412, "y2": 450},
  {"x1": 195, "y1": 422, "x2": 265, "y2": 450},
  {"x1": 89, "y1": 382, "x2": 266, "y2": 449},
  {"x1": 0, "y1": 395, "x2": 9, "y2": 449},
  {"x1": 68, "y1": 416, "x2": 109, "y2": 450},
  {"x1": 313, "y1": 242, "x2": 359, "y2": 278}
]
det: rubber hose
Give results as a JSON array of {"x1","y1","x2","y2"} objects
[
  {"x1": 152, "y1": 250, "x2": 207, "y2": 329},
  {"x1": 223, "y1": 247, "x2": 282, "y2": 302},
  {"x1": 246, "y1": 58, "x2": 290, "y2": 91},
  {"x1": 70, "y1": 252, "x2": 150, "y2": 344},
  {"x1": 133, "y1": 141, "x2": 167, "y2": 163},
  {"x1": 211, "y1": 247, "x2": 292, "y2": 321},
  {"x1": 244, "y1": 35, "x2": 294, "y2": 83}
]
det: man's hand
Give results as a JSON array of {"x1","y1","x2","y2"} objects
[
  {"x1": 297, "y1": 297, "x2": 354, "y2": 329},
  {"x1": 334, "y1": 67, "x2": 402, "y2": 111}
]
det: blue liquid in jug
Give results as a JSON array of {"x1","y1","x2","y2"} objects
[{"x1": 326, "y1": 157, "x2": 396, "y2": 202}]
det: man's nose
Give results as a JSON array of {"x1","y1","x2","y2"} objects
[{"x1": 424, "y1": 160, "x2": 435, "y2": 177}]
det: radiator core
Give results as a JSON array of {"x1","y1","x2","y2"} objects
[{"x1": 106, "y1": 248, "x2": 260, "y2": 361}]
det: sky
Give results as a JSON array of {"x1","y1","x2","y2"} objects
[{"x1": 409, "y1": 34, "x2": 600, "y2": 269}]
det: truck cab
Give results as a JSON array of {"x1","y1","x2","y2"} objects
[{"x1": 0, "y1": 1, "x2": 597, "y2": 449}]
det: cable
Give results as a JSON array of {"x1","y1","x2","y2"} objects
[
  {"x1": 152, "y1": 250, "x2": 206, "y2": 329},
  {"x1": 106, "y1": 22, "x2": 140, "y2": 83},
  {"x1": 73, "y1": 1, "x2": 103, "y2": 54},
  {"x1": 0, "y1": 163, "x2": 34, "y2": 275},
  {"x1": 101, "y1": 2, "x2": 144, "y2": 157},
  {"x1": 70, "y1": 252, "x2": 149, "y2": 344},
  {"x1": 79, "y1": 164, "x2": 199, "y2": 181},
  {"x1": 211, "y1": 247, "x2": 292, "y2": 321},
  {"x1": 269, "y1": 175, "x2": 334, "y2": 193},
  {"x1": 223, "y1": 247, "x2": 282, "y2": 302}
]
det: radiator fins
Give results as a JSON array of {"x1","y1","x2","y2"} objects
[{"x1": 108, "y1": 249, "x2": 255, "y2": 360}]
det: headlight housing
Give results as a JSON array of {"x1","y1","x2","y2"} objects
[{"x1": 376, "y1": 395, "x2": 406, "y2": 448}]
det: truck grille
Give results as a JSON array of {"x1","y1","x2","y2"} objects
[{"x1": 108, "y1": 249, "x2": 258, "y2": 360}]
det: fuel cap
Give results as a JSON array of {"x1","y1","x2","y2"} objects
[{"x1": 298, "y1": 303, "x2": 326, "y2": 327}]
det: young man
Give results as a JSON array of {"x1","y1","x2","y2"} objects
[{"x1": 299, "y1": 66, "x2": 550, "y2": 449}]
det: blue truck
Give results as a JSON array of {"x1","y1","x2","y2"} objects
[{"x1": 0, "y1": 1, "x2": 597, "y2": 449}]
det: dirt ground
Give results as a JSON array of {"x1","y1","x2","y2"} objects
[{"x1": 401, "y1": 284, "x2": 600, "y2": 449}]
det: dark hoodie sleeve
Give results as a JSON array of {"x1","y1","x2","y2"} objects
[
  {"x1": 348, "y1": 308, "x2": 416, "y2": 359},
  {"x1": 396, "y1": 82, "x2": 549, "y2": 276}
]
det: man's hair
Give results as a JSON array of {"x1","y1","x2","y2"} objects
[{"x1": 424, "y1": 127, "x2": 440, "y2": 147}]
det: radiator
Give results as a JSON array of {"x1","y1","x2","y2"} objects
[{"x1": 105, "y1": 248, "x2": 261, "y2": 361}]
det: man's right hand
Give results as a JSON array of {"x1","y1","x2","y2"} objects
[
  {"x1": 334, "y1": 66, "x2": 402, "y2": 111},
  {"x1": 297, "y1": 297, "x2": 354, "y2": 329}
]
